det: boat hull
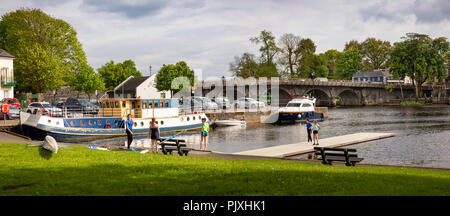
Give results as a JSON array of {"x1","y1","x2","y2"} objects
[
  {"x1": 278, "y1": 111, "x2": 324, "y2": 122},
  {"x1": 20, "y1": 112, "x2": 207, "y2": 142}
]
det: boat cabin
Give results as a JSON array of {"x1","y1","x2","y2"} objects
[{"x1": 99, "y1": 98, "x2": 179, "y2": 119}]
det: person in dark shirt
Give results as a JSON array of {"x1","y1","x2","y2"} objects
[
  {"x1": 125, "y1": 114, "x2": 133, "y2": 149},
  {"x1": 149, "y1": 118, "x2": 160, "y2": 153},
  {"x1": 305, "y1": 119, "x2": 313, "y2": 144}
]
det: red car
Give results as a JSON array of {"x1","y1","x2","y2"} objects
[{"x1": 1, "y1": 98, "x2": 21, "y2": 108}]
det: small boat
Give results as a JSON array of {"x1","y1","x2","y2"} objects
[
  {"x1": 214, "y1": 119, "x2": 246, "y2": 127},
  {"x1": 262, "y1": 97, "x2": 324, "y2": 123}
]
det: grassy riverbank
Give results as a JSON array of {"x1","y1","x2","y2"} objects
[{"x1": 1, "y1": 142, "x2": 449, "y2": 196}]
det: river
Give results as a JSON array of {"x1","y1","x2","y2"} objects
[{"x1": 82, "y1": 105, "x2": 450, "y2": 168}]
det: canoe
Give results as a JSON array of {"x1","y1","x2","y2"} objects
[{"x1": 215, "y1": 119, "x2": 246, "y2": 127}]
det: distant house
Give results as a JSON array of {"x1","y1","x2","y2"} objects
[
  {"x1": 352, "y1": 69, "x2": 393, "y2": 84},
  {"x1": 110, "y1": 74, "x2": 171, "y2": 99},
  {"x1": 0, "y1": 49, "x2": 15, "y2": 100}
]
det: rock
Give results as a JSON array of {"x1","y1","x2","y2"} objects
[{"x1": 42, "y1": 135, "x2": 58, "y2": 153}]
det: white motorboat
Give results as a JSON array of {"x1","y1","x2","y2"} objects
[{"x1": 214, "y1": 119, "x2": 246, "y2": 127}]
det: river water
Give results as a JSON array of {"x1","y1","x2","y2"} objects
[{"x1": 83, "y1": 105, "x2": 450, "y2": 168}]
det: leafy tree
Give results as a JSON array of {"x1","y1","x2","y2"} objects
[
  {"x1": 98, "y1": 60, "x2": 142, "y2": 90},
  {"x1": 69, "y1": 62, "x2": 105, "y2": 99},
  {"x1": 344, "y1": 40, "x2": 363, "y2": 54},
  {"x1": 250, "y1": 30, "x2": 281, "y2": 66},
  {"x1": 360, "y1": 37, "x2": 391, "y2": 70},
  {"x1": 256, "y1": 62, "x2": 280, "y2": 78},
  {"x1": 295, "y1": 38, "x2": 317, "y2": 78},
  {"x1": 156, "y1": 61, "x2": 196, "y2": 96},
  {"x1": 0, "y1": 8, "x2": 87, "y2": 93},
  {"x1": 312, "y1": 54, "x2": 329, "y2": 78},
  {"x1": 229, "y1": 52, "x2": 259, "y2": 78},
  {"x1": 390, "y1": 33, "x2": 449, "y2": 98},
  {"x1": 334, "y1": 48, "x2": 362, "y2": 80},
  {"x1": 323, "y1": 49, "x2": 342, "y2": 79}
]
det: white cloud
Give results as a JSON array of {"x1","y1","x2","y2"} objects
[{"x1": 0, "y1": 0, "x2": 449, "y2": 78}]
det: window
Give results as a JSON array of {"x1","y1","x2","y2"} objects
[
  {"x1": 114, "y1": 120, "x2": 118, "y2": 125},
  {"x1": 160, "y1": 121, "x2": 164, "y2": 125},
  {"x1": 165, "y1": 101, "x2": 169, "y2": 108},
  {"x1": 302, "y1": 103, "x2": 312, "y2": 107},
  {"x1": 97, "y1": 120, "x2": 102, "y2": 125},
  {"x1": 106, "y1": 102, "x2": 110, "y2": 108},
  {"x1": 140, "y1": 122, "x2": 144, "y2": 126},
  {"x1": 89, "y1": 120, "x2": 93, "y2": 126},
  {"x1": 122, "y1": 101, "x2": 126, "y2": 107},
  {"x1": 143, "y1": 102, "x2": 147, "y2": 109},
  {"x1": 161, "y1": 93, "x2": 166, "y2": 98},
  {"x1": 80, "y1": 121, "x2": 85, "y2": 126},
  {"x1": 115, "y1": 101, "x2": 119, "y2": 108},
  {"x1": 149, "y1": 102, "x2": 153, "y2": 109},
  {"x1": 70, "y1": 121, "x2": 75, "y2": 126}
]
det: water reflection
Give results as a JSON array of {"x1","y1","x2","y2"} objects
[{"x1": 74, "y1": 105, "x2": 450, "y2": 168}]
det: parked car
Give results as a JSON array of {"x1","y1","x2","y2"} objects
[
  {"x1": 234, "y1": 98, "x2": 265, "y2": 109},
  {"x1": 0, "y1": 104, "x2": 20, "y2": 119},
  {"x1": 58, "y1": 98, "x2": 99, "y2": 114},
  {"x1": 26, "y1": 102, "x2": 62, "y2": 116},
  {"x1": 211, "y1": 97, "x2": 231, "y2": 109},
  {"x1": 1, "y1": 98, "x2": 21, "y2": 108},
  {"x1": 193, "y1": 97, "x2": 218, "y2": 110},
  {"x1": 178, "y1": 97, "x2": 203, "y2": 112}
]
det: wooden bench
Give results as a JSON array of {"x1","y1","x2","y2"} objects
[
  {"x1": 157, "y1": 138, "x2": 191, "y2": 156},
  {"x1": 314, "y1": 147, "x2": 364, "y2": 166}
]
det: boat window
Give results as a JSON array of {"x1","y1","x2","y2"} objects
[
  {"x1": 140, "y1": 122, "x2": 144, "y2": 127},
  {"x1": 106, "y1": 102, "x2": 110, "y2": 108},
  {"x1": 180, "y1": 117, "x2": 184, "y2": 122},
  {"x1": 80, "y1": 120, "x2": 85, "y2": 126},
  {"x1": 193, "y1": 116, "x2": 195, "y2": 121},
  {"x1": 149, "y1": 102, "x2": 153, "y2": 109},
  {"x1": 106, "y1": 120, "x2": 111, "y2": 125},
  {"x1": 89, "y1": 120, "x2": 93, "y2": 126},
  {"x1": 97, "y1": 120, "x2": 102, "y2": 125},
  {"x1": 187, "y1": 117, "x2": 190, "y2": 121},
  {"x1": 155, "y1": 102, "x2": 159, "y2": 108},
  {"x1": 115, "y1": 101, "x2": 119, "y2": 108},
  {"x1": 56, "y1": 121, "x2": 60, "y2": 125},
  {"x1": 48, "y1": 120, "x2": 51, "y2": 124},
  {"x1": 160, "y1": 121, "x2": 164, "y2": 125},
  {"x1": 287, "y1": 103, "x2": 302, "y2": 107},
  {"x1": 122, "y1": 101, "x2": 126, "y2": 108},
  {"x1": 155, "y1": 121, "x2": 158, "y2": 124},
  {"x1": 143, "y1": 102, "x2": 147, "y2": 109},
  {"x1": 302, "y1": 103, "x2": 312, "y2": 107},
  {"x1": 134, "y1": 122, "x2": 137, "y2": 127},
  {"x1": 70, "y1": 121, "x2": 75, "y2": 126},
  {"x1": 165, "y1": 101, "x2": 169, "y2": 108},
  {"x1": 132, "y1": 102, "x2": 136, "y2": 109},
  {"x1": 114, "y1": 120, "x2": 118, "y2": 125}
]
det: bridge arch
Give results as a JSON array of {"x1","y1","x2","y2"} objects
[
  {"x1": 337, "y1": 89, "x2": 360, "y2": 106},
  {"x1": 265, "y1": 87, "x2": 292, "y2": 106},
  {"x1": 303, "y1": 88, "x2": 331, "y2": 106}
]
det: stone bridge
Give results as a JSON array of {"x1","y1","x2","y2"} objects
[{"x1": 199, "y1": 79, "x2": 439, "y2": 106}]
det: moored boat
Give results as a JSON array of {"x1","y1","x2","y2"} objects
[
  {"x1": 262, "y1": 97, "x2": 324, "y2": 124},
  {"x1": 20, "y1": 98, "x2": 209, "y2": 142}
]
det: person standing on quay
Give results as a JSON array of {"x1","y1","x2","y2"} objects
[
  {"x1": 200, "y1": 118, "x2": 209, "y2": 150},
  {"x1": 149, "y1": 118, "x2": 160, "y2": 153},
  {"x1": 305, "y1": 119, "x2": 313, "y2": 144},
  {"x1": 313, "y1": 120, "x2": 320, "y2": 145},
  {"x1": 125, "y1": 114, "x2": 134, "y2": 149}
]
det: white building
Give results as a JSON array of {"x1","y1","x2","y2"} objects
[
  {"x1": 112, "y1": 74, "x2": 171, "y2": 99},
  {"x1": 0, "y1": 49, "x2": 15, "y2": 100}
]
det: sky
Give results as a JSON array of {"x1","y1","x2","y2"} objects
[{"x1": 0, "y1": 0, "x2": 449, "y2": 79}]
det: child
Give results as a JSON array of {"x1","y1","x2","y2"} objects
[
  {"x1": 149, "y1": 118, "x2": 160, "y2": 153},
  {"x1": 200, "y1": 118, "x2": 209, "y2": 150},
  {"x1": 125, "y1": 114, "x2": 133, "y2": 149},
  {"x1": 313, "y1": 120, "x2": 320, "y2": 145}
]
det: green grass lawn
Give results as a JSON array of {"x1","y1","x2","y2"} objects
[{"x1": 1, "y1": 142, "x2": 449, "y2": 196}]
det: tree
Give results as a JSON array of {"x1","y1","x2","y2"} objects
[
  {"x1": 295, "y1": 38, "x2": 317, "y2": 78},
  {"x1": 69, "y1": 62, "x2": 105, "y2": 100},
  {"x1": 278, "y1": 33, "x2": 302, "y2": 77},
  {"x1": 360, "y1": 37, "x2": 391, "y2": 70},
  {"x1": 250, "y1": 30, "x2": 281, "y2": 66},
  {"x1": 97, "y1": 60, "x2": 142, "y2": 90},
  {"x1": 344, "y1": 40, "x2": 363, "y2": 54},
  {"x1": 0, "y1": 8, "x2": 87, "y2": 93},
  {"x1": 323, "y1": 49, "x2": 342, "y2": 79},
  {"x1": 312, "y1": 54, "x2": 329, "y2": 78},
  {"x1": 390, "y1": 33, "x2": 449, "y2": 98},
  {"x1": 334, "y1": 48, "x2": 362, "y2": 80},
  {"x1": 156, "y1": 61, "x2": 196, "y2": 96},
  {"x1": 229, "y1": 52, "x2": 259, "y2": 78}
]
